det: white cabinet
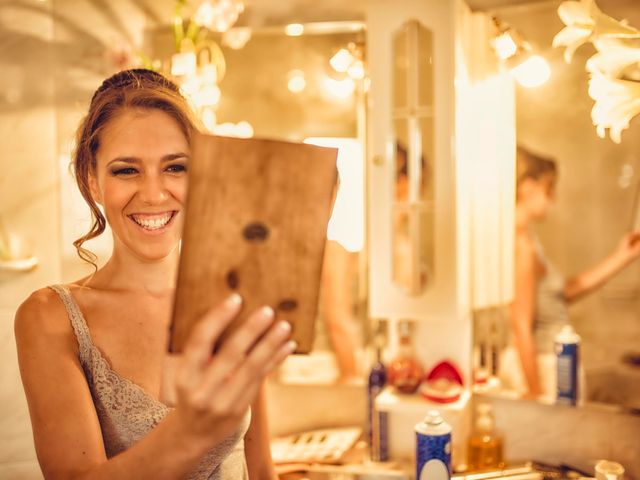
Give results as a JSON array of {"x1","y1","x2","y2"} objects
[{"x1": 366, "y1": 0, "x2": 516, "y2": 324}]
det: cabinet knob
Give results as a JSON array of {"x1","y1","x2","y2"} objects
[{"x1": 372, "y1": 155, "x2": 384, "y2": 166}]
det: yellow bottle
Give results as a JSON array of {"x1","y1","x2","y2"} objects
[{"x1": 467, "y1": 403, "x2": 504, "y2": 471}]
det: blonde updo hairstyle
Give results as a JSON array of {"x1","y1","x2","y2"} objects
[{"x1": 72, "y1": 69, "x2": 199, "y2": 269}]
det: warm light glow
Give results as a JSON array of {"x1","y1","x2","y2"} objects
[
  {"x1": 200, "y1": 64, "x2": 218, "y2": 85},
  {"x1": 511, "y1": 54, "x2": 551, "y2": 88},
  {"x1": 323, "y1": 77, "x2": 355, "y2": 99},
  {"x1": 211, "y1": 121, "x2": 254, "y2": 138},
  {"x1": 287, "y1": 70, "x2": 306, "y2": 93},
  {"x1": 491, "y1": 31, "x2": 518, "y2": 60},
  {"x1": 196, "y1": 84, "x2": 221, "y2": 107},
  {"x1": 347, "y1": 60, "x2": 365, "y2": 80},
  {"x1": 330, "y1": 48, "x2": 354, "y2": 73},
  {"x1": 222, "y1": 26, "x2": 252, "y2": 49},
  {"x1": 201, "y1": 107, "x2": 217, "y2": 131},
  {"x1": 304, "y1": 137, "x2": 364, "y2": 252},
  {"x1": 171, "y1": 51, "x2": 197, "y2": 77},
  {"x1": 192, "y1": 0, "x2": 244, "y2": 32},
  {"x1": 285, "y1": 23, "x2": 304, "y2": 36}
]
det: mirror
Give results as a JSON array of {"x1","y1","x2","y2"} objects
[
  {"x1": 53, "y1": 12, "x2": 368, "y2": 385},
  {"x1": 472, "y1": 0, "x2": 640, "y2": 413},
  {"x1": 391, "y1": 20, "x2": 435, "y2": 295}
]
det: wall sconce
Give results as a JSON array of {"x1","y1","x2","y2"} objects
[{"x1": 491, "y1": 17, "x2": 551, "y2": 88}]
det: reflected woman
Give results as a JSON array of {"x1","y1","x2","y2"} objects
[
  {"x1": 15, "y1": 69, "x2": 295, "y2": 479},
  {"x1": 505, "y1": 146, "x2": 640, "y2": 400}
]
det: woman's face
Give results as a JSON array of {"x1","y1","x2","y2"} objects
[
  {"x1": 90, "y1": 108, "x2": 189, "y2": 262},
  {"x1": 519, "y1": 173, "x2": 556, "y2": 221}
]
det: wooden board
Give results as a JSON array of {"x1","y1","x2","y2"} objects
[{"x1": 170, "y1": 133, "x2": 338, "y2": 354}]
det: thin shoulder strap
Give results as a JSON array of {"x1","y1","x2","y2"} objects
[{"x1": 48, "y1": 284, "x2": 93, "y2": 356}]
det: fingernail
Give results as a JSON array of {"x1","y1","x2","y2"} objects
[
  {"x1": 226, "y1": 293, "x2": 242, "y2": 307},
  {"x1": 286, "y1": 340, "x2": 298, "y2": 352},
  {"x1": 277, "y1": 320, "x2": 291, "y2": 334},
  {"x1": 261, "y1": 306, "x2": 274, "y2": 318}
]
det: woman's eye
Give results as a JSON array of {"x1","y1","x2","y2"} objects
[
  {"x1": 166, "y1": 164, "x2": 187, "y2": 173},
  {"x1": 111, "y1": 167, "x2": 137, "y2": 176}
]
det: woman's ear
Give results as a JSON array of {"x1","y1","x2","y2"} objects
[{"x1": 88, "y1": 173, "x2": 103, "y2": 206}]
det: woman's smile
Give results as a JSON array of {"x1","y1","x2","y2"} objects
[{"x1": 128, "y1": 210, "x2": 179, "y2": 234}]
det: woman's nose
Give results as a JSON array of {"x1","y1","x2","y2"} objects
[{"x1": 138, "y1": 173, "x2": 168, "y2": 205}]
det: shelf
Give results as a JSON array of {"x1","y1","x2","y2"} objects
[
  {"x1": 375, "y1": 385, "x2": 471, "y2": 414},
  {"x1": 0, "y1": 257, "x2": 39, "y2": 272}
]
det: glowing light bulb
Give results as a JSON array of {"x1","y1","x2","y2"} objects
[
  {"x1": 511, "y1": 55, "x2": 551, "y2": 88},
  {"x1": 347, "y1": 59, "x2": 365, "y2": 79},
  {"x1": 287, "y1": 70, "x2": 306, "y2": 93},
  {"x1": 323, "y1": 77, "x2": 355, "y2": 99},
  {"x1": 285, "y1": 23, "x2": 304, "y2": 36},
  {"x1": 330, "y1": 48, "x2": 354, "y2": 73},
  {"x1": 492, "y1": 31, "x2": 518, "y2": 60}
]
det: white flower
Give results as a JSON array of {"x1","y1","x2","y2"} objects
[
  {"x1": 588, "y1": 72, "x2": 640, "y2": 143},
  {"x1": 587, "y1": 37, "x2": 640, "y2": 78},
  {"x1": 553, "y1": 0, "x2": 596, "y2": 63},
  {"x1": 553, "y1": 0, "x2": 640, "y2": 63}
]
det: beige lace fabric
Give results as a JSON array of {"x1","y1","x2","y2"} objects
[{"x1": 49, "y1": 285, "x2": 249, "y2": 480}]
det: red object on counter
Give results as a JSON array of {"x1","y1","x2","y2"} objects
[{"x1": 419, "y1": 360, "x2": 464, "y2": 403}]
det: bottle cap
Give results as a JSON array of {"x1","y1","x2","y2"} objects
[{"x1": 424, "y1": 410, "x2": 443, "y2": 426}]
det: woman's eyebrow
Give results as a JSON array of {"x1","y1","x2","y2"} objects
[
  {"x1": 162, "y1": 153, "x2": 189, "y2": 161},
  {"x1": 106, "y1": 153, "x2": 189, "y2": 166},
  {"x1": 107, "y1": 156, "x2": 140, "y2": 166}
]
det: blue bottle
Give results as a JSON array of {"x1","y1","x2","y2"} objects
[
  {"x1": 415, "y1": 410, "x2": 452, "y2": 480},
  {"x1": 368, "y1": 343, "x2": 388, "y2": 461},
  {"x1": 555, "y1": 325, "x2": 581, "y2": 406}
]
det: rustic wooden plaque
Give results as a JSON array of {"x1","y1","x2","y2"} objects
[{"x1": 170, "y1": 134, "x2": 338, "y2": 354}]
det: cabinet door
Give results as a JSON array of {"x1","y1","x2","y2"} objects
[{"x1": 367, "y1": 0, "x2": 463, "y2": 321}]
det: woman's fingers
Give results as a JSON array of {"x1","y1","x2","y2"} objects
[
  {"x1": 189, "y1": 306, "x2": 277, "y2": 402},
  {"x1": 222, "y1": 336, "x2": 297, "y2": 410},
  {"x1": 179, "y1": 294, "x2": 242, "y2": 381},
  {"x1": 222, "y1": 321, "x2": 296, "y2": 396}
]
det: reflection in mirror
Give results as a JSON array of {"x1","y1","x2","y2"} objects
[
  {"x1": 472, "y1": 0, "x2": 640, "y2": 413},
  {"x1": 391, "y1": 20, "x2": 434, "y2": 295}
]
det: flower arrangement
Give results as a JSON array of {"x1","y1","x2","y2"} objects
[{"x1": 553, "y1": 0, "x2": 640, "y2": 143}]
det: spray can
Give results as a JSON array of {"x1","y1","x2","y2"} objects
[
  {"x1": 555, "y1": 324, "x2": 581, "y2": 405},
  {"x1": 415, "y1": 410, "x2": 452, "y2": 480}
]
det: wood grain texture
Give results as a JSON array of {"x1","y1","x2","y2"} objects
[{"x1": 170, "y1": 134, "x2": 338, "y2": 354}]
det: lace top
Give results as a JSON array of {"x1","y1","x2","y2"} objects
[{"x1": 49, "y1": 284, "x2": 249, "y2": 479}]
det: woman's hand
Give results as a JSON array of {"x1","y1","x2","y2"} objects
[
  {"x1": 172, "y1": 294, "x2": 295, "y2": 450},
  {"x1": 615, "y1": 231, "x2": 640, "y2": 265}
]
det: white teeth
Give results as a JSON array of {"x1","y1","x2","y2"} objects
[{"x1": 131, "y1": 212, "x2": 174, "y2": 230}]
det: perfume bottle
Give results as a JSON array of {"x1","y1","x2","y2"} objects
[
  {"x1": 387, "y1": 320, "x2": 423, "y2": 394},
  {"x1": 467, "y1": 403, "x2": 503, "y2": 471}
]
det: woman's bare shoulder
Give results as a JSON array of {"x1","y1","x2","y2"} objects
[{"x1": 14, "y1": 287, "x2": 74, "y2": 344}]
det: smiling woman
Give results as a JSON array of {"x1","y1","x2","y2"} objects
[
  {"x1": 14, "y1": 69, "x2": 295, "y2": 480},
  {"x1": 88, "y1": 109, "x2": 188, "y2": 262}
]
